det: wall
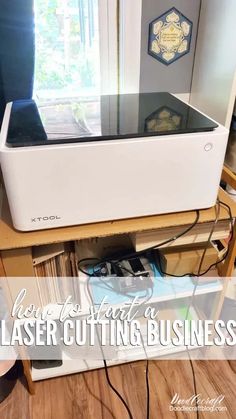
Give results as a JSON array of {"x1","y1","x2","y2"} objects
[
  {"x1": 139, "y1": 0, "x2": 201, "y2": 94},
  {"x1": 190, "y1": 0, "x2": 236, "y2": 127}
]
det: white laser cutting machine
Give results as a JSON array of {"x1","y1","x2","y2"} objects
[{"x1": 0, "y1": 92, "x2": 229, "y2": 231}]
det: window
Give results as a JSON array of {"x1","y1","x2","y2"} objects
[
  {"x1": 33, "y1": 0, "x2": 142, "y2": 103},
  {"x1": 34, "y1": 0, "x2": 113, "y2": 102}
]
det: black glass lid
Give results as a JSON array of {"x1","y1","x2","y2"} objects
[{"x1": 6, "y1": 92, "x2": 218, "y2": 148}]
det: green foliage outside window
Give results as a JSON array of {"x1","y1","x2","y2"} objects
[{"x1": 34, "y1": 0, "x2": 98, "y2": 92}]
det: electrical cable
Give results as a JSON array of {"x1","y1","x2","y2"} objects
[
  {"x1": 76, "y1": 208, "x2": 204, "y2": 419},
  {"x1": 190, "y1": 199, "x2": 233, "y2": 277},
  {"x1": 143, "y1": 286, "x2": 154, "y2": 306},
  {"x1": 152, "y1": 199, "x2": 233, "y2": 419},
  {"x1": 145, "y1": 359, "x2": 150, "y2": 419},
  {"x1": 94, "y1": 275, "x2": 149, "y2": 301},
  {"x1": 156, "y1": 200, "x2": 232, "y2": 419},
  {"x1": 79, "y1": 266, "x2": 149, "y2": 301},
  {"x1": 136, "y1": 201, "x2": 229, "y2": 419},
  {"x1": 188, "y1": 356, "x2": 199, "y2": 419},
  {"x1": 80, "y1": 257, "x2": 152, "y2": 419},
  {"x1": 114, "y1": 210, "x2": 200, "y2": 262},
  {"x1": 184, "y1": 200, "x2": 221, "y2": 419},
  {"x1": 85, "y1": 275, "x2": 134, "y2": 419},
  {"x1": 154, "y1": 201, "x2": 233, "y2": 278},
  {"x1": 78, "y1": 210, "x2": 200, "y2": 276},
  {"x1": 139, "y1": 332, "x2": 150, "y2": 419},
  {"x1": 93, "y1": 260, "x2": 136, "y2": 277},
  {"x1": 78, "y1": 257, "x2": 153, "y2": 301},
  {"x1": 78, "y1": 200, "x2": 233, "y2": 419},
  {"x1": 78, "y1": 258, "x2": 135, "y2": 278},
  {"x1": 99, "y1": 282, "x2": 152, "y2": 419},
  {"x1": 81, "y1": 264, "x2": 154, "y2": 419},
  {"x1": 103, "y1": 359, "x2": 134, "y2": 419},
  {"x1": 153, "y1": 200, "x2": 232, "y2": 419},
  {"x1": 77, "y1": 257, "x2": 101, "y2": 276},
  {"x1": 153, "y1": 199, "x2": 222, "y2": 419},
  {"x1": 183, "y1": 200, "x2": 233, "y2": 419}
]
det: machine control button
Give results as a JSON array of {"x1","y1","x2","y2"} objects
[{"x1": 204, "y1": 143, "x2": 213, "y2": 152}]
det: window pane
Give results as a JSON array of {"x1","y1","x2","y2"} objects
[{"x1": 34, "y1": 0, "x2": 100, "y2": 102}]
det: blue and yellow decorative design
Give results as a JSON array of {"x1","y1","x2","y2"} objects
[{"x1": 148, "y1": 8, "x2": 192, "y2": 65}]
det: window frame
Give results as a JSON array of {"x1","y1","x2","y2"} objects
[
  {"x1": 98, "y1": 0, "x2": 119, "y2": 95},
  {"x1": 119, "y1": 0, "x2": 142, "y2": 94}
]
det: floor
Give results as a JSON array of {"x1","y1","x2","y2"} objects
[{"x1": 0, "y1": 360, "x2": 235, "y2": 419}]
